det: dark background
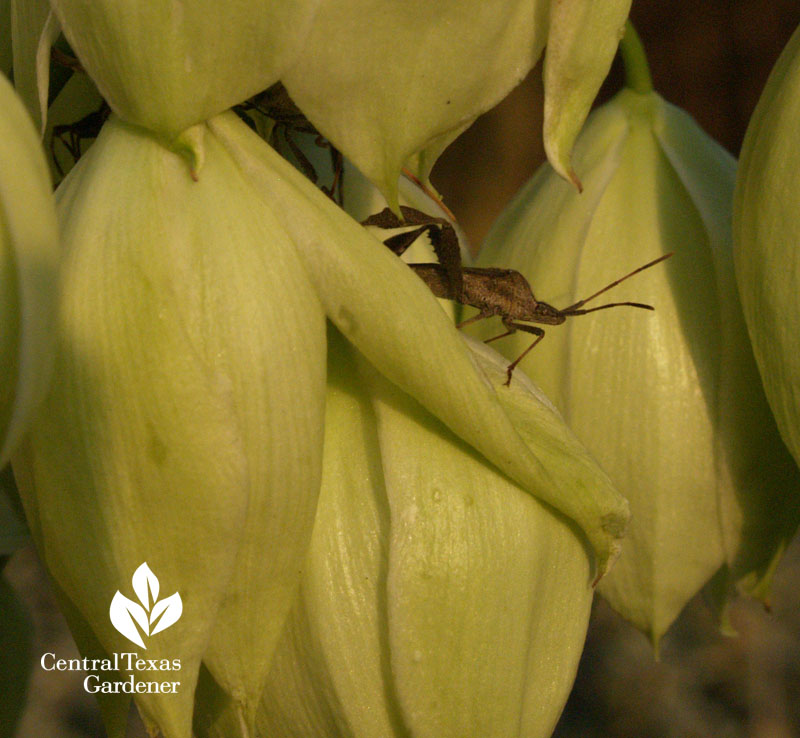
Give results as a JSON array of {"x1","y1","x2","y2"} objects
[{"x1": 7, "y1": 1, "x2": 800, "y2": 736}]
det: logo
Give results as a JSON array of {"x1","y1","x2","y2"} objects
[{"x1": 109, "y1": 562, "x2": 182, "y2": 649}]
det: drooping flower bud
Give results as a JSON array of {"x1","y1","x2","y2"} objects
[
  {"x1": 43, "y1": 0, "x2": 321, "y2": 134},
  {"x1": 283, "y1": 0, "x2": 631, "y2": 207},
  {"x1": 194, "y1": 327, "x2": 614, "y2": 738},
  {"x1": 0, "y1": 72, "x2": 58, "y2": 466},
  {"x1": 734, "y1": 23, "x2": 800, "y2": 478},
  {"x1": 13, "y1": 114, "x2": 327, "y2": 737},
  {"x1": 475, "y1": 83, "x2": 800, "y2": 647}
]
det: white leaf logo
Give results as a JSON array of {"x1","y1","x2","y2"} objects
[
  {"x1": 132, "y1": 561, "x2": 159, "y2": 609},
  {"x1": 109, "y1": 592, "x2": 148, "y2": 649},
  {"x1": 109, "y1": 563, "x2": 182, "y2": 649}
]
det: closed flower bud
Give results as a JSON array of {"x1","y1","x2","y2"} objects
[
  {"x1": 476, "y1": 85, "x2": 800, "y2": 647},
  {"x1": 283, "y1": 0, "x2": 631, "y2": 207},
  {"x1": 13, "y1": 114, "x2": 327, "y2": 737},
  {"x1": 46, "y1": 0, "x2": 321, "y2": 134},
  {"x1": 734, "y1": 23, "x2": 800, "y2": 479},
  {"x1": 195, "y1": 328, "x2": 615, "y2": 738},
  {"x1": 0, "y1": 73, "x2": 58, "y2": 466}
]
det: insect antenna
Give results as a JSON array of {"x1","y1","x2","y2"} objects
[
  {"x1": 564, "y1": 300, "x2": 655, "y2": 316},
  {"x1": 561, "y1": 252, "x2": 672, "y2": 315}
]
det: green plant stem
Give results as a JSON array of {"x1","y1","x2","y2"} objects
[{"x1": 619, "y1": 21, "x2": 653, "y2": 94}]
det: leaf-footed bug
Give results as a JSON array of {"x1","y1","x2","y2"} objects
[{"x1": 363, "y1": 206, "x2": 671, "y2": 386}]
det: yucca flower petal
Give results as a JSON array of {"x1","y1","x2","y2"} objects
[
  {"x1": 734, "y1": 23, "x2": 800, "y2": 485},
  {"x1": 0, "y1": 72, "x2": 58, "y2": 466},
  {"x1": 44, "y1": 0, "x2": 321, "y2": 134}
]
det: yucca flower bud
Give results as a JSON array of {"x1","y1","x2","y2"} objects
[
  {"x1": 14, "y1": 103, "x2": 630, "y2": 738},
  {"x1": 474, "y1": 44, "x2": 800, "y2": 647},
  {"x1": 282, "y1": 0, "x2": 631, "y2": 206},
  {"x1": 734, "y1": 23, "x2": 800, "y2": 477},
  {"x1": 195, "y1": 328, "x2": 617, "y2": 738},
  {"x1": 13, "y1": 113, "x2": 327, "y2": 738},
  {"x1": 45, "y1": 0, "x2": 321, "y2": 134},
  {"x1": 0, "y1": 73, "x2": 58, "y2": 466}
]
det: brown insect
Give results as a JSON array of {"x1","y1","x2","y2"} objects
[
  {"x1": 50, "y1": 102, "x2": 110, "y2": 177},
  {"x1": 364, "y1": 207, "x2": 671, "y2": 385},
  {"x1": 239, "y1": 82, "x2": 344, "y2": 204}
]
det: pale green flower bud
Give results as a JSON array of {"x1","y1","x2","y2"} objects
[
  {"x1": 283, "y1": 0, "x2": 631, "y2": 208},
  {"x1": 13, "y1": 114, "x2": 327, "y2": 737},
  {"x1": 0, "y1": 72, "x2": 58, "y2": 466},
  {"x1": 195, "y1": 329, "x2": 614, "y2": 738},
  {"x1": 734, "y1": 23, "x2": 800, "y2": 477},
  {"x1": 43, "y1": 0, "x2": 321, "y2": 135},
  {"x1": 475, "y1": 87, "x2": 800, "y2": 647}
]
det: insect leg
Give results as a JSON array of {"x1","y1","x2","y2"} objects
[
  {"x1": 51, "y1": 127, "x2": 67, "y2": 177},
  {"x1": 483, "y1": 327, "x2": 515, "y2": 343},
  {"x1": 361, "y1": 208, "x2": 406, "y2": 229},
  {"x1": 499, "y1": 321, "x2": 546, "y2": 386},
  {"x1": 329, "y1": 146, "x2": 345, "y2": 205},
  {"x1": 456, "y1": 310, "x2": 491, "y2": 329},
  {"x1": 361, "y1": 206, "x2": 464, "y2": 297},
  {"x1": 282, "y1": 127, "x2": 320, "y2": 184}
]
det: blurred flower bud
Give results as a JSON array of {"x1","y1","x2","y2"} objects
[
  {"x1": 195, "y1": 328, "x2": 618, "y2": 738},
  {"x1": 13, "y1": 114, "x2": 327, "y2": 737},
  {"x1": 0, "y1": 73, "x2": 58, "y2": 467},
  {"x1": 734, "y1": 23, "x2": 800, "y2": 479},
  {"x1": 475, "y1": 85, "x2": 800, "y2": 647}
]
